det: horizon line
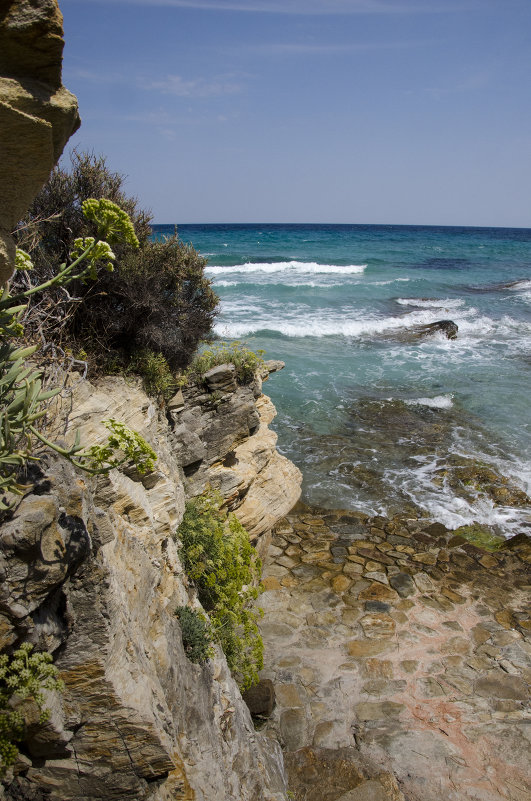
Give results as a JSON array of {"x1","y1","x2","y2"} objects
[{"x1": 150, "y1": 221, "x2": 531, "y2": 231}]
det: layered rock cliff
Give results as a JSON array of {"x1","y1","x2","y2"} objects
[
  {"x1": 0, "y1": 0, "x2": 80, "y2": 283},
  {"x1": 0, "y1": 367, "x2": 302, "y2": 800}
]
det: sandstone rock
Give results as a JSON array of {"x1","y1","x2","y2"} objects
[
  {"x1": 337, "y1": 776, "x2": 406, "y2": 801},
  {"x1": 0, "y1": 0, "x2": 80, "y2": 283},
  {"x1": 347, "y1": 640, "x2": 393, "y2": 658},
  {"x1": 263, "y1": 359, "x2": 285, "y2": 374},
  {"x1": 283, "y1": 747, "x2": 369, "y2": 801},
  {"x1": 359, "y1": 583, "x2": 398, "y2": 603},
  {"x1": 280, "y1": 707, "x2": 307, "y2": 751},
  {"x1": 203, "y1": 362, "x2": 237, "y2": 392},
  {"x1": 0, "y1": 375, "x2": 291, "y2": 800}
]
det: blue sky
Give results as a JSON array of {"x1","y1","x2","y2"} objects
[{"x1": 61, "y1": 0, "x2": 530, "y2": 226}]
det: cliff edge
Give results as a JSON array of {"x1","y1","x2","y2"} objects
[{"x1": 0, "y1": 367, "x2": 302, "y2": 800}]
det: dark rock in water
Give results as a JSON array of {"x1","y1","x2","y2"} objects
[
  {"x1": 411, "y1": 320, "x2": 458, "y2": 340},
  {"x1": 242, "y1": 679, "x2": 275, "y2": 716},
  {"x1": 379, "y1": 319, "x2": 458, "y2": 343}
]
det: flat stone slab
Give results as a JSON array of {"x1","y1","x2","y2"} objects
[{"x1": 260, "y1": 506, "x2": 531, "y2": 801}]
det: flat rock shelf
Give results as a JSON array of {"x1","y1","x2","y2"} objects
[{"x1": 258, "y1": 506, "x2": 531, "y2": 801}]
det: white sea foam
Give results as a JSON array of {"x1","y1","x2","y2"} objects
[
  {"x1": 206, "y1": 261, "x2": 367, "y2": 275},
  {"x1": 215, "y1": 306, "x2": 473, "y2": 339},
  {"x1": 396, "y1": 297, "x2": 464, "y2": 309},
  {"x1": 383, "y1": 450, "x2": 531, "y2": 536},
  {"x1": 372, "y1": 278, "x2": 411, "y2": 286},
  {"x1": 508, "y1": 279, "x2": 531, "y2": 291},
  {"x1": 405, "y1": 395, "x2": 454, "y2": 409}
]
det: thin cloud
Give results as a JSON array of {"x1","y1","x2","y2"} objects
[
  {"x1": 144, "y1": 74, "x2": 242, "y2": 97},
  {"x1": 85, "y1": 0, "x2": 473, "y2": 15}
]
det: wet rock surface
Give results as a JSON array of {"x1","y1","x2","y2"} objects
[
  {"x1": 279, "y1": 396, "x2": 531, "y2": 524},
  {"x1": 258, "y1": 503, "x2": 531, "y2": 801}
]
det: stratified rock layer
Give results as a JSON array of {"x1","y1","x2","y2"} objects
[
  {"x1": 1, "y1": 372, "x2": 300, "y2": 800},
  {"x1": 0, "y1": 0, "x2": 80, "y2": 283}
]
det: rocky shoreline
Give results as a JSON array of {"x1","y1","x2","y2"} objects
[{"x1": 257, "y1": 504, "x2": 531, "y2": 801}]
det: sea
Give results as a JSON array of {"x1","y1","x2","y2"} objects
[{"x1": 151, "y1": 223, "x2": 531, "y2": 538}]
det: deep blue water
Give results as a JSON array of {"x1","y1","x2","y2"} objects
[{"x1": 152, "y1": 223, "x2": 531, "y2": 536}]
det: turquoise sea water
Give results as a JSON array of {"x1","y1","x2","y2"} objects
[{"x1": 152, "y1": 224, "x2": 531, "y2": 537}]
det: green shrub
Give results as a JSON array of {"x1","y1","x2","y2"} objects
[
  {"x1": 0, "y1": 643, "x2": 63, "y2": 777},
  {"x1": 129, "y1": 349, "x2": 177, "y2": 399},
  {"x1": 186, "y1": 342, "x2": 265, "y2": 386},
  {"x1": 13, "y1": 151, "x2": 219, "y2": 373},
  {"x1": 175, "y1": 491, "x2": 264, "y2": 690},
  {"x1": 175, "y1": 607, "x2": 214, "y2": 664}
]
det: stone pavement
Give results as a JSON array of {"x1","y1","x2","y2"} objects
[{"x1": 257, "y1": 506, "x2": 531, "y2": 801}]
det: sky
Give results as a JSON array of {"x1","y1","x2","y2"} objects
[{"x1": 60, "y1": 0, "x2": 531, "y2": 226}]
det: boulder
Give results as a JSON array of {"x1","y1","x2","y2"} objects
[
  {"x1": 0, "y1": 0, "x2": 80, "y2": 284},
  {"x1": 411, "y1": 320, "x2": 458, "y2": 340},
  {"x1": 203, "y1": 363, "x2": 237, "y2": 392}
]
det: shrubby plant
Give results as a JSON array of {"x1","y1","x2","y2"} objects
[
  {"x1": 175, "y1": 607, "x2": 214, "y2": 665},
  {"x1": 128, "y1": 349, "x2": 177, "y2": 400},
  {"x1": 175, "y1": 491, "x2": 264, "y2": 690},
  {"x1": 0, "y1": 643, "x2": 63, "y2": 777},
  {"x1": 14, "y1": 151, "x2": 218, "y2": 376}
]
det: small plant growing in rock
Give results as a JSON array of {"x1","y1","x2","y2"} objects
[
  {"x1": 186, "y1": 342, "x2": 265, "y2": 386},
  {"x1": 175, "y1": 490, "x2": 264, "y2": 690},
  {"x1": 62, "y1": 418, "x2": 157, "y2": 476},
  {"x1": 175, "y1": 607, "x2": 214, "y2": 664},
  {"x1": 129, "y1": 348, "x2": 177, "y2": 399},
  {"x1": 0, "y1": 643, "x2": 63, "y2": 777}
]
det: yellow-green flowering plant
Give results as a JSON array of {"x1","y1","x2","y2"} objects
[
  {"x1": 0, "y1": 200, "x2": 156, "y2": 511},
  {"x1": 0, "y1": 643, "x2": 63, "y2": 776}
]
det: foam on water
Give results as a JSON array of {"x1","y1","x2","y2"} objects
[
  {"x1": 215, "y1": 278, "x2": 347, "y2": 288},
  {"x1": 372, "y1": 278, "x2": 411, "y2": 285},
  {"x1": 404, "y1": 395, "x2": 454, "y2": 409},
  {"x1": 388, "y1": 453, "x2": 531, "y2": 535},
  {"x1": 214, "y1": 305, "x2": 478, "y2": 339},
  {"x1": 396, "y1": 297, "x2": 464, "y2": 308},
  {"x1": 207, "y1": 260, "x2": 367, "y2": 275}
]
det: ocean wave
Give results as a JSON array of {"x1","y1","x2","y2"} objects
[
  {"x1": 206, "y1": 261, "x2": 367, "y2": 275},
  {"x1": 388, "y1": 451, "x2": 531, "y2": 535},
  {"x1": 396, "y1": 297, "x2": 464, "y2": 309},
  {"x1": 214, "y1": 307, "x2": 471, "y2": 339},
  {"x1": 215, "y1": 279, "x2": 346, "y2": 288},
  {"x1": 371, "y1": 278, "x2": 411, "y2": 286}
]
